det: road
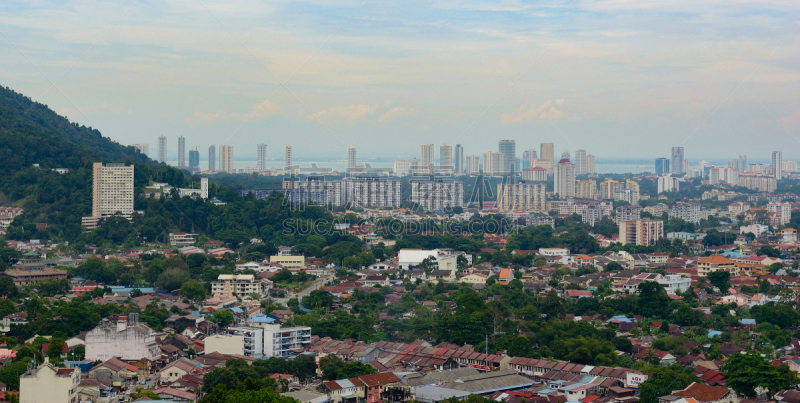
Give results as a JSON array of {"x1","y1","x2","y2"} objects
[{"x1": 269, "y1": 275, "x2": 333, "y2": 306}]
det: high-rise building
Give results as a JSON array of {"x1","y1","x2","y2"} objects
[
  {"x1": 671, "y1": 147, "x2": 684, "y2": 174},
  {"x1": 285, "y1": 146, "x2": 292, "y2": 175},
  {"x1": 772, "y1": 151, "x2": 783, "y2": 179},
  {"x1": 483, "y1": 151, "x2": 505, "y2": 176},
  {"x1": 341, "y1": 177, "x2": 403, "y2": 208},
  {"x1": 177, "y1": 136, "x2": 186, "y2": 168},
  {"x1": 347, "y1": 146, "x2": 357, "y2": 170},
  {"x1": 575, "y1": 149, "x2": 587, "y2": 175},
  {"x1": 669, "y1": 201, "x2": 700, "y2": 224},
  {"x1": 553, "y1": 158, "x2": 576, "y2": 199},
  {"x1": 767, "y1": 202, "x2": 792, "y2": 225},
  {"x1": 599, "y1": 179, "x2": 624, "y2": 200},
  {"x1": 132, "y1": 143, "x2": 149, "y2": 157},
  {"x1": 540, "y1": 143, "x2": 554, "y2": 164},
  {"x1": 783, "y1": 160, "x2": 798, "y2": 173},
  {"x1": 394, "y1": 159, "x2": 410, "y2": 176},
  {"x1": 576, "y1": 179, "x2": 597, "y2": 199},
  {"x1": 157, "y1": 135, "x2": 167, "y2": 163},
  {"x1": 615, "y1": 204, "x2": 642, "y2": 225},
  {"x1": 208, "y1": 145, "x2": 216, "y2": 172},
  {"x1": 522, "y1": 149, "x2": 538, "y2": 162},
  {"x1": 454, "y1": 144, "x2": 464, "y2": 173},
  {"x1": 497, "y1": 183, "x2": 547, "y2": 211},
  {"x1": 466, "y1": 155, "x2": 480, "y2": 175},
  {"x1": 189, "y1": 149, "x2": 200, "y2": 170},
  {"x1": 440, "y1": 144, "x2": 452, "y2": 173},
  {"x1": 411, "y1": 179, "x2": 464, "y2": 211},
  {"x1": 586, "y1": 154, "x2": 595, "y2": 174},
  {"x1": 739, "y1": 172, "x2": 777, "y2": 192},
  {"x1": 657, "y1": 174, "x2": 679, "y2": 193},
  {"x1": 619, "y1": 218, "x2": 663, "y2": 246},
  {"x1": 420, "y1": 144, "x2": 434, "y2": 173},
  {"x1": 683, "y1": 159, "x2": 689, "y2": 174},
  {"x1": 522, "y1": 167, "x2": 548, "y2": 182},
  {"x1": 81, "y1": 162, "x2": 135, "y2": 230},
  {"x1": 655, "y1": 158, "x2": 670, "y2": 176},
  {"x1": 219, "y1": 145, "x2": 233, "y2": 173},
  {"x1": 561, "y1": 150, "x2": 571, "y2": 160},
  {"x1": 258, "y1": 144, "x2": 268, "y2": 171},
  {"x1": 499, "y1": 140, "x2": 516, "y2": 174}
]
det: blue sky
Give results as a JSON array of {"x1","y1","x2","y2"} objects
[{"x1": 1, "y1": 0, "x2": 800, "y2": 162}]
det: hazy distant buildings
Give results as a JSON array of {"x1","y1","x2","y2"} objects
[
  {"x1": 586, "y1": 154, "x2": 595, "y2": 174},
  {"x1": 575, "y1": 149, "x2": 587, "y2": 175},
  {"x1": 440, "y1": 144, "x2": 452, "y2": 173},
  {"x1": 615, "y1": 204, "x2": 642, "y2": 224},
  {"x1": 499, "y1": 140, "x2": 516, "y2": 173},
  {"x1": 189, "y1": 149, "x2": 200, "y2": 170},
  {"x1": 522, "y1": 149, "x2": 537, "y2": 163},
  {"x1": 655, "y1": 158, "x2": 670, "y2": 176},
  {"x1": 454, "y1": 144, "x2": 464, "y2": 174},
  {"x1": 208, "y1": 145, "x2": 216, "y2": 172},
  {"x1": 773, "y1": 151, "x2": 783, "y2": 179},
  {"x1": 258, "y1": 144, "x2": 268, "y2": 171},
  {"x1": 522, "y1": 167, "x2": 547, "y2": 182},
  {"x1": 348, "y1": 146, "x2": 357, "y2": 171},
  {"x1": 671, "y1": 146, "x2": 684, "y2": 174},
  {"x1": 466, "y1": 155, "x2": 480, "y2": 175},
  {"x1": 619, "y1": 218, "x2": 663, "y2": 246},
  {"x1": 576, "y1": 179, "x2": 597, "y2": 199},
  {"x1": 553, "y1": 158, "x2": 576, "y2": 199},
  {"x1": 82, "y1": 163, "x2": 134, "y2": 230},
  {"x1": 132, "y1": 143, "x2": 149, "y2": 157},
  {"x1": 220, "y1": 145, "x2": 233, "y2": 173},
  {"x1": 540, "y1": 143, "x2": 554, "y2": 165},
  {"x1": 739, "y1": 172, "x2": 777, "y2": 192},
  {"x1": 669, "y1": 201, "x2": 700, "y2": 224},
  {"x1": 285, "y1": 146, "x2": 293, "y2": 175},
  {"x1": 157, "y1": 135, "x2": 167, "y2": 163},
  {"x1": 394, "y1": 159, "x2": 410, "y2": 176},
  {"x1": 342, "y1": 177, "x2": 402, "y2": 208},
  {"x1": 483, "y1": 151, "x2": 506, "y2": 176},
  {"x1": 657, "y1": 174, "x2": 679, "y2": 194},
  {"x1": 420, "y1": 144, "x2": 434, "y2": 173},
  {"x1": 497, "y1": 183, "x2": 547, "y2": 211},
  {"x1": 178, "y1": 136, "x2": 186, "y2": 168},
  {"x1": 411, "y1": 179, "x2": 464, "y2": 211}
]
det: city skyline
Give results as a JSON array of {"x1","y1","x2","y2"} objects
[{"x1": 2, "y1": 1, "x2": 799, "y2": 159}]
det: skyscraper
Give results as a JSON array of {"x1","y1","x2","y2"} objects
[
  {"x1": 177, "y1": 136, "x2": 186, "y2": 168},
  {"x1": 420, "y1": 144, "x2": 434, "y2": 172},
  {"x1": 772, "y1": 151, "x2": 783, "y2": 179},
  {"x1": 132, "y1": 143, "x2": 149, "y2": 157},
  {"x1": 540, "y1": 143, "x2": 554, "y2": 163},
  {"x1": 586, "y1": 154, "x2": 595, "y2": 174},
  {"x1": 522, "y1": 149, "x2": 537, "y2": 162},
  {"x1": 554, "y1": 158, "x2": 576, "y2": 199},
  {"x1": 655, "y1": 158, "x2": 670, "y2": 176},
  {"x1": 575, "y1": 149, "x2": 587, "y2": 175},
  {"x1": 208, "y1": 145, "x2": 216, "y2": 172},
  {"x1": 258, "y1": 144, "x2": 268, "y2": 171},
  {"x1": 157, "y1": 135, "x2": 167, "y2": 163},
  {"x1": 189, "y1": 149, "x2": 200, "y2": 170},
  {"x1": 285, "y1": 146, "x2": 293, "y2": 175},
  {"x1": 671, "y1": 147, "x2": 684, "y2": 174},
  {"x1": 454, "y1": 144, "x2": 464, "y2": 173},
  {"x1": 394, "y1": 160, "x2": 410, "y2": 176},
  {"x1": 347, "y1": 146, "x2": 357, "y2": 170},
  {"x1": 219, "y1": 145, "x2": 233, "y2": 173},
  {"x1": 561, "y1": 150, "x2": 571, "y2": 160},
  {"x1": 466, "y1": 155, "x2": 480, "y2": 175},
  {"x1": 81, "y1": 163, "x2": 134, "y2": 230},
  {"x1": 498, "y1": 140, "x2": 515, "y2": 174},
  {"x1": 440, "y1": 144, "x2": 452, "y2": 173}
]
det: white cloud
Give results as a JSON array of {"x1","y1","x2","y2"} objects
[
  {"x1": 378, "y1": 107, "x2": 414, "y2": 122},
  {"x1": 501, "y1": 100, "x2": 564, "y2": 124},
  {"x1": 306, "y1": 104, "x2": 377, "y2": 123},
  {"x1": 189, "y1": 100, "x2": 280, "y2": 124}
]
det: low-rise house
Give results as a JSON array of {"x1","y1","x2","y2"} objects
[{"x1": 667, "y1": 382, "x2": 740, "y2": 403}]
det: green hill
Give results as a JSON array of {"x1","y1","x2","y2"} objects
[{"x1": 0, "y1": 85, "x2": 187, "y2": 240}]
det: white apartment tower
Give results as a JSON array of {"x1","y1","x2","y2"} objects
[
  {"x1": 497, "y1": 183, "x2": 547, "y2": 211},
  {"x1": 671, "y1": 146, "x2": 684, "y2": 174},
  {"x1": 553, "y1": 158, "x2": 576, "y2": 199},
  {"x1": 347, "y1": 146, "x2": 357, "y2": 170},
  {"x1": 440, "y1": 144, "x2": 452, "y2": 173},
  {"x1": 575, "y1": 149, "x2": 587, "y2": 175},
  {"x1": 773, "y1": 151, "x2": 783, "y2": 179},
  {"x1": 394, "y1": 159, "x2": 410, "y2": 176},
  {"x1": 285, "y1": 146, "x2": 293, "y2": 175},
  {"x1": 411, "y1": 179, "x2": 464, "y2": 211},
  {"x1": 157, "y1": 135, "x2": 167, "y2": 163},
  {"x1": 466, "y1": 155, "x2": 480, "y2": 175},
  {"x1": 586, "y1": 154, "x2": 596, "y2": 174},
  {"x1": 208, "y1": 145, "x2": 216, "y2": 172},
  {"x1": 219, "y1": 145, "x2": 233, "y2": 173},
  {"x1": 619, "y1": 218, "x2": 664, "y2": 246},
  {"x1": 420, "y1": 144, "x2": 434, "y2": 173},
  {"x1": 454, "y1": 144, "x2": 464, "y2": 173},
  {"x1": 81, "y1": 162, "x2": 135, "y2": 230},
  {"x1": 540, "y1": 143, "x2": 554, "y2": 165},
  {"x1": 178, "y1": 136, "x2": 186, "y2": 168},
  {"x1": 257, "y1": 144, "x2": 268, "y2": 171}
]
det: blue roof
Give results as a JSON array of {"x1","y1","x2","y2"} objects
[
  {"x1": 612, "y1": 315, "x2": 632, "y2": 323},
  {"x1": 109, "y1": 286, "x2": 156, "y2": 293},
  {"x1": 230, "y1": 307, "x2": 244, "y2": 314},
  {"x1": 248, "y1": 313, "x2": 279, "y2": 324},
  {"x1": 740, "y1": 319, "x2": 756, "y2": 325},
  {"x1": 298, "y1": 305, "x2": 312, "y2": 313},
  {"x1": 708, "y1": 330, "x2": 722, "y2": 338},
  {"x1": 189, "y1": 310, "x2": 205, "y2": 317}
]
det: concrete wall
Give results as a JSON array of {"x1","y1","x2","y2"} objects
[
  {"x1": 205, "y1": 334, "x2": 244, "y2": 355},
  {"x1": 85, "y1": 324, "x2": 160, "y2": 362},
  {"x1": 20, "y1": 364, "x2": 78, "y2": 403}
]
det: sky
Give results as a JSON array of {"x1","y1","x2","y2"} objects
[{"x1": 2, "y1": 0, "x2": 800, "y2": 162}]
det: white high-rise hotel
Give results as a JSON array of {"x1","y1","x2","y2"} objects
[
  {"x1": 81, "y1": 163, "x2": 134, "y2": 230},
  {"x1": 553, "y1": 158, "x2": 576, "y2": 198},
  {"x1": 773, "y1": 151, "x2": 782, "y2": 179},
  {"x1": 157, "y1": 135, "x2": 167, "y2": 163},
  {"x1": 220, "y1": 145, "x2": 233, "y2": 173}
]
